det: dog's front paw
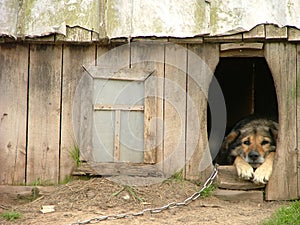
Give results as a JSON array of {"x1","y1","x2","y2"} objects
[
  {"x1": 253, "y1": 164, "x2": 272, "y2": 184},
  {"x1": 236, "y1": 163, "x2": 254, "y2": 180}
]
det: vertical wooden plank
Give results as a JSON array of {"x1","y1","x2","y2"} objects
[
  {"x1": 163, "y1": 43, "x2": 187, "y2": 177},
  {"x1": 97, "y1": 44, "x2": 130, "y2": 71},
  {"x1": 0, "y1": 44, "x2": 28, "y2": 184},
  {"x1": 114, "y1": 110, "x2": 121, "y2": 161},
  {"x1": 74, "y1": 70, "x2": 94, "y2": 162},
  {"x1": 144, "y1": 72, "x2": 158, "y2": 163},
  {"x1": 130, "y1": 42, "x2": 165, "y2": 165},
  {"x1": 60, "y1": 45, "x2": 96, "y2": 181},
  {"x1": 265, "y1": 42, "x2": 298, "y2": 200},
  {"x1": 27, "y1": 44, "x2": 62, "y2": 184},
  {"x1": 186, "y1": 43, "x2": 219, "y2": 183},
  {"x1": 297, "y1": 44, "x2": 300, "y2": 199}
]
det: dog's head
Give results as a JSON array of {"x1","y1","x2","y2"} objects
[{"x1": 222, "y1": 118, "x2": 278, "y2": 168}]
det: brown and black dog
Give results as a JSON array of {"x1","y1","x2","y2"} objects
[{"x1": 222, "y1": 116, "x2": 278, "y2": 184}]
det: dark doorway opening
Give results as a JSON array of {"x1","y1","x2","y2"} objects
[{"x1": 208, "y1": 57, "x2": 278, "y2": 165}]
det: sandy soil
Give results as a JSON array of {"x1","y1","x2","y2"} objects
[{"x1": 0, "y1": 177, "x2": 285, "y2": 225}]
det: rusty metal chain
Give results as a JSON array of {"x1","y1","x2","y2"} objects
[{"x1": 67, "y1": 165, "x2": 218, "y2": 225}]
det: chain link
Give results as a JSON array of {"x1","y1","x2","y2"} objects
[{"x1": 67, "y1": 165, "x2": 218, "y2": 225}]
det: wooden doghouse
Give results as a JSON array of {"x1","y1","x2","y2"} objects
[{"x1": 1, "y1": 1, "x2": 300, "y2": 201}]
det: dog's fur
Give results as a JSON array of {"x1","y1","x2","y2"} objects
[{"x1": 221, "y1": 116, "x2": 278, "y2": 184}]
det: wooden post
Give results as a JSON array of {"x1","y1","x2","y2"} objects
[
  {"x1": 163, "y1": 43, "x2": 187, "y2": 177},
  {"x1": 264, "y1": 42, "x2": 298, "y2": 200}
]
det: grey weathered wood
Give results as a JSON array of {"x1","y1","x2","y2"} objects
[
  {"x1": 217, "y1": 166, "x2": 265, "y2": 190},
  {"x1": 96, "y1": 43, "x2": 130, "y2": 70},
  {"x1": 27, "y1": 44, "x2": 62, "y2": 184},
  {"x1": 0, "y1": 185, "x2": 56, "y2": 197},
  {"x1": 94, "y1": 104, "x2": 144, "y2": 111},
  {"x1": 297, "y1": 44, "x2": 300, "y2": 199},
  {"x1": 86, "y1": 66, "x2": 154, "y2": 81},
  {"x1": 242, "y1": 24, "x2": 265, "y2": 40},
  {"x1": 264, "y1": 42, "x2": 298, "y2": 200},
  {"x1": 265, "y1": 25, "x2": 288, "y2": 40},
  {"x1": 130, "y1": 42, "x2": 165, "y2": 164},
  {"x1": 204, "y1": 33, "x2": 243, "y2": 43},
  {"x1": 73, "y1": 162, "x2": 164, "y2": 177},
  {"x1": 25, "y1": 35, "x2": 55, "y2": 43},
  {"x1": 214, "y1": 189, "x2": 264, "y2": 203},
  {"x1": 113, "y1": 110, "x2": 121, "y2": 161},
  {"x1": 163, "y1": 43, "x2": 187, "y2": 177},
  {"x1": 144, "y1": 72, "x2": 158, "y2": 163},
  {"x1": 220, "y1": 49, "x2": 264, "y2": 58},
  {"x1": 73, "y1": 70, "x2": 94, "y2": 162},
  {"x1": 0, "y1": 44, "x2": 28, "y2": 184},
  {"x1": 185, "y1": 43, "x2": 219, "y2": 183},
  {"x1": 168, "y1": 37, "x2": 204, "y2": 44},
  {"x1": 60, "y1": 45, "x2": 96, "y2": 181},
  {"x1": 220, "y1": 43, "x2": 263, "y2": 51},
  {"x1": 288, "y1": 27, "x2": 300, "y2": 41},
  {"x1": 220, "y1": 42, "x2": 264, "y2": 58}
]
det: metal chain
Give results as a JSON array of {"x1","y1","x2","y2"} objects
[{"x1": 67, "y1": 165, "x2": 218, "y2": 225}]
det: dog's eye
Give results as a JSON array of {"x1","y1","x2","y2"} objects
[
  {"x1": 261, "y1": 140, "x2": 270, "y2": 145},
  {"x1": 243, "y1": 140, "x2": 250, "y2": 145}
]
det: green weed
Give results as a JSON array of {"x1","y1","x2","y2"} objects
[
  {"x1": 261, "y1": 201, "x2": 300, "y2": 225},
  {"x1": 29, "y1": 177, "x2": 54, "y2": 186},
  {"x1": 0, "y1": 211, "x2": 22, "y2": 221},
  {"x1": 68, "y1": 145, "x2": 81, "y2": 167},
  {"x1": 163, "y1": 169, "x2": 184, "y2": 183},
  {"x1": 200, "y1": 184, "x2": 216, "y2": 199}
]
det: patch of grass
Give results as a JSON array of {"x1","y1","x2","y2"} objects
[
  {"x1": 200, "y1": 184, "x2": 216, "y2": 199},
  {"x1": 59, "y1": 175, "x2": 73, "y2": 185},
  {"x1": 0, "y1": 211, "x2": 22, "y2": 221},
  {"x1": 29, "y1": 178, "x2": 55, "y2": 186},
  {"x1": 164, "y1": 169, "x2": 184, "y2": 183},
  {"x1": 261, "y1": 201, "x2": 300, "y2": 225},
  {"x1": 68, "y1": 145, "x2": 81, "y2": 167}
]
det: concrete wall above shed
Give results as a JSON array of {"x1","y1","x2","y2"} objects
[{"x1": 1, "y1": 0, "x2": 300, "y2": 40}]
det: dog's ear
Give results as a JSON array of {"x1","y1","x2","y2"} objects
[
  {"x1": 269, "y1": 125, "x2": 278, "y2": 143},
  {"x1": 221, "y1": 130, "x2": 240, "y2": 152}
]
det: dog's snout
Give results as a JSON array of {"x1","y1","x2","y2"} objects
[{"x1": 248, "y1": 151, "x2": 259, "y2": 161}]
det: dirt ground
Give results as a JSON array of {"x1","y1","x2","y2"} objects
[{"x1": 0, "y1": 177, "x2": 286, "y2": 225}]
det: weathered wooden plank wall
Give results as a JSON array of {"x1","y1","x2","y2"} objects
[
  {"x1": 0, "y1": 41, "x2": 299, "y2": 201},
  {"x1": 130, "y1": 42, "x2": 165, "y2": 164},
  {"x1": 60, "y1": 45, "x2": 96, "y2": 180},
  {"x1": 297, "y1": 44, "x2": 300, "y2": 199},
  {"x1": 185, "y1": 44, "x2": 219, "y2": 182},
  {"x1": 27, "y1": 45, "x2": 62, "y2": 183},
  {"x1": 0, "y1": 44, "x2": 28, "y2": 184},
  {"x1": 164, "y1": 44, "x2": 187, "y2": 177},
  {"x1": 265, "y1": 43, "x2": 298, "y2": 200}
]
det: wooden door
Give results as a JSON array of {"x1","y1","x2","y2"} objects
[{"x1": 74, "y1": 65, "x2": 160, "y2": 178}]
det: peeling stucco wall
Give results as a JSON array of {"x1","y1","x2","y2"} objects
[{"x1": 1, "y1": 0, "x2": 300, "y2": 39}]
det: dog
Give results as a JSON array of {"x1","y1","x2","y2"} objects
[{"x1": 221, "y1": 116, "x2": 278, "y2": 184}]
